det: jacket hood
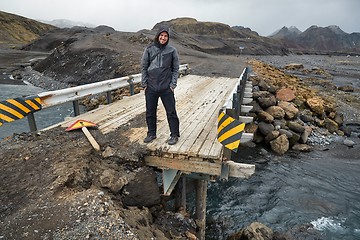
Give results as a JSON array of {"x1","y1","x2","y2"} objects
[{"x1": 154, "y1": 25, "x2": 170, "y2": 46}]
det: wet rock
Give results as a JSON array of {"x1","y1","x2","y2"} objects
[
  {"x1": 228, "y1": 222, "x2": 273, "y2": 240},
  {"x1": 270, "y1": 134, "x2": 289, "y2": 155},
  {"x1": 340, "y1": 125, "x2": 352, "y2": 137}
]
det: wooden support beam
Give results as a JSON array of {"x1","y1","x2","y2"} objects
[{"x1": 145, "y1": 156, "x2": 255, "y2": 179}]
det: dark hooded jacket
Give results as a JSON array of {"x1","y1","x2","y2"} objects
[{"x1": 141, "y1": 26, "x2": 179, "y2": 91}]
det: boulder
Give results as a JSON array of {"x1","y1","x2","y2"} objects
[
  {"x1": 278, "y1": 101, "x2": 299, "y2": 119},
  {"x1": 100, "y1": 169, "x2": 128, "y2": 193},
  {"x1": 276, "y1": 88, "x2": 296, "y2": 102},
  {"x1": 266, "y1": 106, "x2": 285, "y2": 119},
  {"x1": 228, "y1": 222, "x2": 273, "y2": 240},
  {"x1": 278, "y1": 129, "x2": 293, "y2": 138},
  {"x1": 324, "y1": 117, "x2": 339, "y2": 133},
  {"x1": 265, "y1": 130, "x2": 280, "y2": 144},
  {"x1": 258, "y1": 122, "x2": 275, "y2": 136},
  {"x1": 338, "y1": 85, "x2": 354, "y2": 92},
  {"x1": 284, "y1": 63, "x2": 304, "y2": 70},
  {"x1": 258, "y1": 95, "x2": 277, "y2": 109},
  {"x1": 257, "y1": 110, "x2": 274, "y2": 123},
  {"x1": 270, "y1": 134, "x2": 289, "y2": 155},
  {"x1": 306, "y1": 97, "x2": 324, "y2": 116},
  {"x1": 287, "y1": 121, "x2": 305, "y2": 134},
  {"x1": 300, "y1": 126, "x2": 313, "y2": 143}
]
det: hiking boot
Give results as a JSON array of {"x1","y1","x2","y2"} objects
[
  {"x1": 144, "y1": 135, "x2": 156, "y2": 143},
  {"x1": 167, "y1": 136, "x2": 179, "y2": 145}
]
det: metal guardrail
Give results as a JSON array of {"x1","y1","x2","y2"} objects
[
  {"x1": 39, "y1": 64, "x2": 190, "y2": 108},
  {"x1": 0, "y1": 64, "x2": 189, "y2": 132}
]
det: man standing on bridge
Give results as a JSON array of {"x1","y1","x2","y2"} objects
[{"x1": 141, "y1": 25, "x2": 180, "y2": 145}]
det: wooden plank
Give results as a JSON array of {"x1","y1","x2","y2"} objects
[{"x1": 145, "y1": 155, "x2": 222, "y2": 176}]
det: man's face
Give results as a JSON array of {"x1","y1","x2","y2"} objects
[{"x1": 158, "y1": 32, "x2": 168, "y2": 45}]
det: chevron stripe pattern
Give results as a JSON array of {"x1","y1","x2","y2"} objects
[
  {"x1": 217, "y1": 111, "x2": 245, "y2": 152},
  {"x1": 0, "y1": 96, "x2": 42, "y2": 126}
]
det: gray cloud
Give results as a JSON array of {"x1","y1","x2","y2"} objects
[{"x1": 1, "y1": 0, "x2": 359, "y2": 36}]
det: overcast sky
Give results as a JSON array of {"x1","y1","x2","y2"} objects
[{"x1": 1, "y1": 0, "x2": 359, "y2": 36}]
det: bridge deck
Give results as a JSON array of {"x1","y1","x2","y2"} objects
[{"x1": 51, "y1": 75, "x2": 239, "y2": 161}]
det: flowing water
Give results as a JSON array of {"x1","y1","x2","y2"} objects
[
  {"x1": 206, "y1": 141, "x2": 360, "y2": 239},
  {"x1": 0, "y1": 84, "x2": 77, "y2": 140}
]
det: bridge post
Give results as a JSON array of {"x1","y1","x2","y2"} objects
[
  {"x1": 174, "y1": 177, "x2": 186, "y2": 211},
  {"x1": 195, "y1": 179, "x2": 208, "y2": 240}
]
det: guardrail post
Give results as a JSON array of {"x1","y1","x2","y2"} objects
[
  {"x1": 27, "y1": 112, "x2": 37, "y2": 132},
  {"x1": 73, "y1": 100, "x2": 80, "y2": 116},
  {"x1": 106, "y1": 91, "x2": 112, "y2": 104},
  {"x1": 127, "y1": 76, "x2": 134, "y2": 95}
]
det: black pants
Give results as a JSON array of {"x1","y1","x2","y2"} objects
[{"x1": 145, "y1": 87, "x2": 180, "y2": 137}]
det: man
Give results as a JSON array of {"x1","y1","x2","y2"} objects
[{"x1": 141, "y1": 25, "x2": 180, "y2": 145}]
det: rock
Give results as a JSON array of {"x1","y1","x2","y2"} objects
[
  {"x1": 249, "y1": 101, "x2": 263, "y2": 114},
  {"x1": 288, "y1": 131, "x2": 301, "y2": 146},
  {"x1": 279, "y1": 129, "x2": 293, "y2": 138},
  {"x1": 287, "y1": 121, "x2": 305, "y2": 134},
  {"x1": 299, "y1": 110, "x2": 314, "y2": 123},
  {"x1": 284, "y1": 63, "x2": 304, "y2": 70},
  {"x1": 300, "y1": 126, "x2": 313, "y2": 143},
  {"x1": 276, "y1": 88, "x2": 296, "y2": 102},
  {"x1": 102, "y1": 146, "x2": 116, "y2": 158},
  {"x1": 270, "y1": 134, "x2": 289, "y2": 155},
  {"x1": 265, "y1": 130, "x2": 280, "y2": 144},
  {"x1": 306, "y1": 97, "x2": 325, "y2": 116},
  {"x1": 266, "y1": 106, "x2": 285, "y2": 119},
  {"x1": 253, "y1": 90, "x2": 273, "y2": 99},
  {"x1": 245, "y1": 122, "x2": 258, "y2": 133},
  {"x1": 292, "y1": 143, "x2": 312, "y2": 152},
  {"x1": 333, "y1": 113, "x2": 344, "y2": 126},
  {"x1": 343, "y1": 139, "x2": 355, "y2": 147},
  {"x1": 273, "y1": 119, "x2": 287, "y2": 129},
  {"x1": 228, "y1": 222, "x2": 273, "y2": 240},
  {"x1": 257, "y1": 110, "x2": 274, "y2": 123},
  {"x1": 123, "y1": 167, "x2": 160, "y2": 207},
  {"x1": 338, "y1": 85, "x2": 354, "y2": 92},
  {"x1": 258, "y1": 95, "x2": 277, "y2": 109},
  {"x1": 100, "y1": 169, "x2": 128, "y2": 193},
  {"x1": 324, "y1": 117, "x2": 339, "y2": 133},
  {"x1": 278, "y1": 101, "x2": 299, "y2": 119},
  {"x1": 258, "y1": 122, "x2": 275, "y2": 136},
  {"x1": 340, "y1": 125, "x2": 352, "y2": 137},
  {"x1": 258, "y1": 79, "x2": 271, "y2": 91}
]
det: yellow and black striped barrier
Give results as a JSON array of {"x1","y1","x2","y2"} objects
[
  {"x1": 217, "y1": 110, "x2": 245, "y2": 152},
  {"x1": 0, "y1": 96, "x2": 42, "y2": 126}
]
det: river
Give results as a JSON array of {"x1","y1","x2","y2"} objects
[
  {"x1": 206, "y1": 136, "x2": 360, "y2": 239},
  {"x1": 0, "y1": 84, "x2": 76, "y2": 140}
]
